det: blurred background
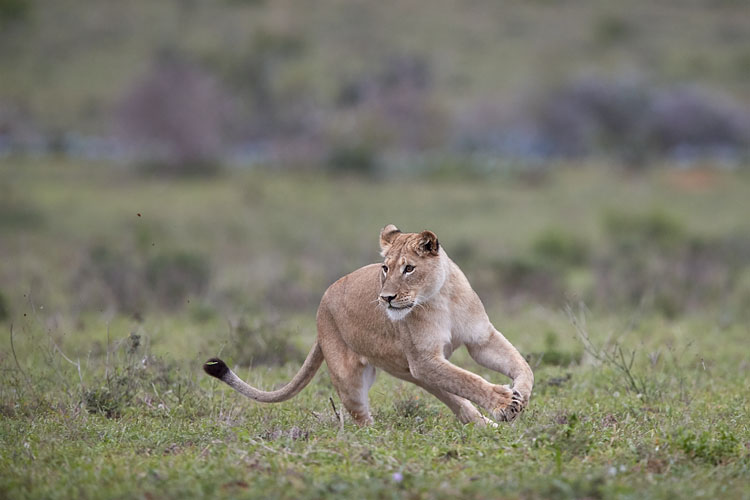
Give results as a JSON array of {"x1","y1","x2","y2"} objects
[{"x1": 1, "y1": 0, "x2": 750, "y2": 356}]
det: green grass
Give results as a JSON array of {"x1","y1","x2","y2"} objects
[
  {"x1": 2, "y1": 311, "x2": 748, "y2": 499},
  {"x1": 1, "y1": 160, "x2": 749, "y2": 498}
]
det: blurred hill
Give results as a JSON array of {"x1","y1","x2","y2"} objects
[{"x1": 1, "y1": 0, "x2": 749, "y2": 170}]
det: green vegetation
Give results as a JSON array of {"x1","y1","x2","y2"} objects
[
  {"x1": 2, "y1": 0, "x2": 749, "y2": 171},
  {"x1": 1, "y1": 160, "x2": 749, "y2": 498},
  {"x1": 3, "y1": 0, "x2": 749, "y2": 131}
]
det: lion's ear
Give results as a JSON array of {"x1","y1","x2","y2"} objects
[
  {"x1": 417, "y1": 230, "x2": 440, "y2": 256},
  {"x1": 379, "y1": 224, "x2": 401, "y2": 256}
]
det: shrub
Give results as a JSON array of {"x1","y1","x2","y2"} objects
[
  {"x1": 471, "y1": 77, "x2": 750, "y2": 166},
  {"x1": 329, "y1": 53, "x2": 447, "y2": 164},
  {"x1": 649, "y1": 86, "x2": 750, "y2": 161},
  {"x1": 145, "y1": 251, "x2": 210, "y2": 310},
  {"x1": 228, "y1": 317, "x2": 305, "y2": 367},
  {"x1": 531, "y1": 229, "x2": 589, "y2": 269},
  {"x1": 0, "y1": 183, "x2": 44, "y2": 230},
  {"x1": 326, "y1": 143, "x2": 379, "y2": 176},
  {"x1": 536, "y1": 331, "x2": 581, "y2": 367},
  {"x1": 72, "y1": 245, "x2": 145, "y2": 315},
  {"x1": 0, "y1": 290, "x2": 8, "y2": 321},
  {"x1": 117, "y1": 53, "x2": 234, "y2": 175},
  {"x1": 73, "y1": 245, "x2": 211, "y2": 314},
  {"x1": 602, "y1": 210, "x2": 687, "y2": 253},
  {"x1": 593, "y1": 210, "x2": 750, "y2": 316},
  {"x1": 0, "y1": 0, "x2": 30, "y2": 23},
  {"x1": 491, "y1": 256, "x2": 565, "y2": 305},
  {"x1": 592, "y1": 15, "x2": 633, "y2": 46},
  {"x1": 82, "y1": 332, "x2": 193, "y2": 417}
]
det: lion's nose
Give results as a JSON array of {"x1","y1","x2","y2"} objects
[{"x1": 380, "y1": 294, "x2": 397, "y2": 304}]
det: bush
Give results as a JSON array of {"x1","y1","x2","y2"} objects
[
  {"x1": 603, "y1": 210, "x2": 687, "y2": 253},
  {"x1": 593, "y1": 15, "x2": 633, "y2": 46},
  {"x1": 594, "y1": 211, "x2": 746, "y2": 316},
  {"x1": 467, "y1": 77, "x2": 750, "y2": 166},
  {"x1": 73, "y1": 245, "x2": 145, "y2": 315},
  {"x1": 117, "y1": 53, "x2": 234, "y2": 175},
  {"x1": 73, "y1": 245, "x2": 211, "y2": 314},
  {"x1": 533, "y1": 331, "x2": 582, "y2": 367},
  {"x1": 491, "y1": 256, "x2": 565, "y2": 305},
  {"x1": 82, "y1": 332, "x2": 193, "y2": 418},
  {"x1": 0, "y1": 0, "x2": 30, "y2": 23},
  {"x1": 531, "y1": 229, "x2": 589, "y2": 269},
  {"x1": 328, "y1": 54, "x2": 447, "y2": 164},
  {"x1": 0, "y1": 183, "x2": 44, "y2": 230},
  {"x1": 649, "y1": 86, "x2": 750, "y2": 160},
  {"x1": 145, "y1": 251, "x2": 210, "y2": 310},
  {"x1": 228, "y1": 317, "x2": 305, "y2": 367},
  {"x1": 0, "y1": 290, "x2": 8, "y2": 321},
  {"x1": 326, "y1": 143, "x2": 379, "y2": 176}
]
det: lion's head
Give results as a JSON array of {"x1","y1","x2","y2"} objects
[{"x1": 377, "y1": 224, "x2": 448, "y2": 321}]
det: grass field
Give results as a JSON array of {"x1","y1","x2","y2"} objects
[
  {"x1": 1, "y1": 160, "x2": 749, "y2": 499},
  {"x1": 3, "y1": 0, "x2": 749, "y2": 133}
]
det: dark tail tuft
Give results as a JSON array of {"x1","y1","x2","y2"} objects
[{"x1": 203, "y1": 358, "x2": 229, "y2": 379}]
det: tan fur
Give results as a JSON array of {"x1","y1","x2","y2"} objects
[{"x1": 205, "y1": 225, "x2": 534, "y2": 426}]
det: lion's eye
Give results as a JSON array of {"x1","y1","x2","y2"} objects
[
  {"x1": 382, "y1": 265, "x2": 388, "y2": 274},
  {"x1": 404, "y1": 265, "x2": 415, "y2": 274}
]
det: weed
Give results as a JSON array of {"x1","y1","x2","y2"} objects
[
  {"x1": 674, "y1": 427, "x2": 740, "y2": 465},
  {"x1": 568, "y1": 305, "x2": 653, "y2": 398},
  {"x1": 393, "y1": 395, "x2": 425, "y2": 419}
]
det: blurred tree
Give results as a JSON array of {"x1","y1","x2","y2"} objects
[{"x1": 0, "y1": 0, "x2": 30, "y2": 23}]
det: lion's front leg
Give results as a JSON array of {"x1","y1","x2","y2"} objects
[
  {"x1": 466, "y1": 328, "x2": 534, "y2": 421},
  {"x1": 406, "y1": 352, "x2": 517, "y2": 422}
]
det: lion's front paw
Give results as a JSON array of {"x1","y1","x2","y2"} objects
[
  {"x1": 489, "y1": 386, "x2": 526, "y2": 422},
  {"x1": 488, "y1": 384, "x2": 512, "y2": 421}
]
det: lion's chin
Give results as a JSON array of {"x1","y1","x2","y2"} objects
[{"x1": 385, "y1": 305, "x2": 412, "y2": 321}]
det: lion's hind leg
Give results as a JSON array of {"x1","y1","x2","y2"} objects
[
  {"x1": 328, "y1": 359, "x2": 377, "y2": 426},
  {"x1": 317, "y1": 308, "x2": 377, "y2": 426}
]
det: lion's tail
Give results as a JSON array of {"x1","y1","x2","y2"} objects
[{"x1": 203, "y1": 342, "x2": 324, "y2": 403}]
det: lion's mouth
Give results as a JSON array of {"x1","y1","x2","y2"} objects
[
  {"x1": 383, "y1": 302, "x2": 414, "y2": 321},
  {"x1": 387, "y1": 304, "x2": 412, "y2": 311}
]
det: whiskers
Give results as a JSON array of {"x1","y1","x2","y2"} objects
[{"x1": 413, "y1": 301, "x2": 428, "y2": 314}]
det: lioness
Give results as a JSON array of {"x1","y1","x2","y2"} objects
[{"x1": 204, "y1": 225, "x2": 533, "y2": 426}]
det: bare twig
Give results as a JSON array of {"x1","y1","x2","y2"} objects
[
  {"x1": 105, "y1": 322, "x2": 111, "y2": 384},
  {"x1": 567, "y1": 303, "x2": 649, "y2": 396},
  {"x1": 329, "y1": 396, "x2": 340, "y2": 420},
  {"x1": 9, "y1": 323, "x2": 32, "y2": 387},
  {"x1": 329, "y1": 396, "x2": 345, "y2": 431},
  {"x1": 52, "y1": 342, "x2": 84, "y2": 388}
]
